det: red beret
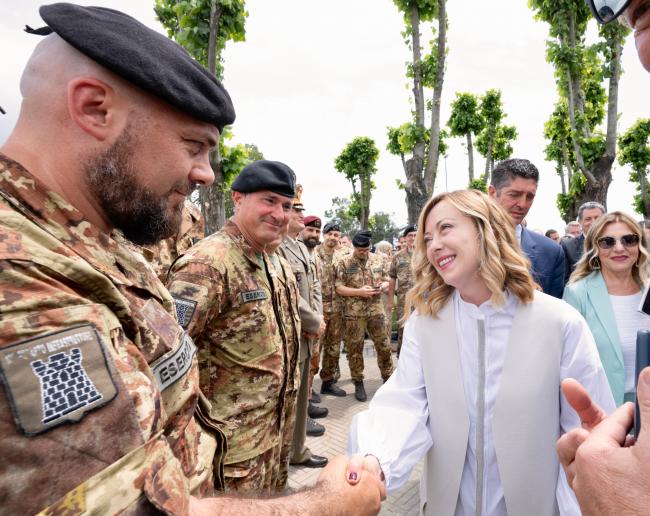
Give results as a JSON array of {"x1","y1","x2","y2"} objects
[{"x1": 303, "y1": 215, "x2": 321, "y2": 228}]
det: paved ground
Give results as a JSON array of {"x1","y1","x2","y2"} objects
[{"x1": 288, "y1": 342, "x2": 422, "y2": 515}]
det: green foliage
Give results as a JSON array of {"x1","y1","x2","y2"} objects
[
  {"x1": 323, "y1": 197, "x2": 361, "y2": 236},
  {"x1": 220, "y1": 131, "x2": 264, "y2": 218},
  {"x1": 474, "y1": 89, "x2": 517, "y2": 168},
  {"x1": 447, "y1": 92, "x2": 484, "y2": 137},
  {"x1": 155, "y1": 0, "x2": 247, "y2": 80},
  {"x1": 386, "y1": 125, "x2": 447, "y2": 160},
  {"x1": 557, "y1": 171, "x2": 586, "y2": 220},
  {"x1": 619, "y1": 119, "x2": 650, "y2": 216},
  {"x1": 369, "y1": 212, "x2": 400, "y2": 244},
  {"x1": 393, "y1": 0, "x2": 438, "y2": 22},
  {"x1": 334, "y1": 137, "x2": 380, "y2": 182},
  {"x1": 468, "y1": 176, "x2": 487, "y2": 193}
]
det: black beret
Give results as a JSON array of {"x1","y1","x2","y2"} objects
[
  {"x1": 352, "y1": 230, "x2": 372, "y2": 248},
  {"x1": 33, "y1": 3, "x2": 235, "y2": 131},
  {"x1": 402, "y1": 225, "x2": 417, "y2": 237},
  {"x1": 231, "y1": 160, "x2": 296, "y2": 197},
  {"x1": 323, "y1": 222, "x2": 341, "y2": 234}
]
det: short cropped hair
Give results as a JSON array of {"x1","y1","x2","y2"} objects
[
  {"x1": 577, "y1": 201, "x2": 605, "y2": 221},
  {"x1": 490, "y1": 158, "x2": 540, "y2": 192}
]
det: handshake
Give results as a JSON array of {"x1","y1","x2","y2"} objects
[{"x1": 315, "y1": 454, "x2": 387, "y2": 515}]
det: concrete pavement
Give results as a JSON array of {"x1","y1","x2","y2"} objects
[{"x1": 288, "y1": 342, "x2": 422, "y2": 515}]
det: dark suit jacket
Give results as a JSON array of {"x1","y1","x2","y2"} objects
[
  {"x1": 561, "y1": 233, "x2": 585, "y2": 283},
  {"x1": 520, "y1": 227, "x2": 565, "y2": 298}
]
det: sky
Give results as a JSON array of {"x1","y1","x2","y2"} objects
[{"x1": 1, "y1": 0, "x2": 649, "y2": 234}]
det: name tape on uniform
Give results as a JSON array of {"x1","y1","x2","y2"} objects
[
  {"x1": 241, "y1": 289, "x2": 268, "y2": 303},
  {"x1": 151, "y1": 333, "x2": 197, "y2": 391},
  {"x1": 0, "y1": 324, "x2": 118, "y2": 436}
]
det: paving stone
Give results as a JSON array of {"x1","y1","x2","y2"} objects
[{"x1": 288, "y1": 340, "x2": 422, "y2": 515}]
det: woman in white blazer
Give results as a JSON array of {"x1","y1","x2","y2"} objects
[{"x1": 349, "y1": 190, "x2": 614, "y2": 516}]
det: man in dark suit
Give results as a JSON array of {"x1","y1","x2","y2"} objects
[
  {"x1": 561, "y1": 201, "x2": 605, "y2": 282},
  {"x1": 488, "y1": 159, "x2": 566, "y2": 298}
]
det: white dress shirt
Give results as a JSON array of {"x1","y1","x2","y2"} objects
[{"x1": 349, "y1": 290, "x2": 615, "y2": 516}]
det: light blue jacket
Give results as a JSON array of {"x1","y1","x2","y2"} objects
[{"x1": 563, "y1": 271, "x2": 625, "y2": 406}]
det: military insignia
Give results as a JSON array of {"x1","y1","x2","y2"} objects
[
  {"x1": 346, "y1": 266, "x2": 359, "y2": 274},
  {"x1": 150, "y1": 332, "x2": 197, "y2": 391},
  {"x1": 0, "y1": 325, "x2": 118, "y2": 436},
  {"x1": 173, "y1": 296, "x2": 197, "y2": 329},
  {"x1": 241, "y1": 290, "x2": 268, "y2": 303}
]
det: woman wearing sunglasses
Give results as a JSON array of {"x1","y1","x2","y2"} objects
[{"x1": 563, "y1": 211, "x2": 650, "y2": 406}]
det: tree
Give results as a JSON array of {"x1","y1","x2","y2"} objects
[
  {"x1": 387, "y1": 0, "x2": 447, "y2": 225},
  {"x1": 221, "y1": 136, "x2": 265, "y2": 218},
  {"x1": 334, "y1": 137, "x2": 380, "y2": 230},
  {"x1": 529, "y1": 0, "x2": 630, "y2": 220},
  {"x1": 368, "y1": 212, "x2": 400, "y2": 244},
  {"x1": 447, "y1": 92, "x2": 484, "y2": 183},
  {"x1": 323, "y1": 197, "x2": 361, "y2": 237},
  {"x1": 619, "y1": 119, "x2": 650, "y2": 220},
  {"x1": 474, "y1": 89, "x2": 517, "y2": 183},
  {"x1": 155, "y1": 0, "x2": 247, "y2": 235}
]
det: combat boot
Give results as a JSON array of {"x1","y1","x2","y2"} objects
[
  {"x1": 354, "y1": 381, "x2": 367, "y2": 402},
  {"x1": 321, "y1": 379, "x2": 346, "y2": 397},
  {"x1": 308, "y1": 402, "x2": 328, "y2": 419},
  {"x1": 307, "y1": 418, "x2": 325, "y2": 437}
]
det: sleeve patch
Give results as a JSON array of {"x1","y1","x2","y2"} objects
[
  {"x1": 0, "y1": 324, "x2": 118, "y2": 436},
  {"x1": 173, "y1": 296, "x2": 198, "y2": 329},
  {"x1": 240, "y1": 290, "x2": 268, "y2": 303},
  {"x1": 150, "y1": 332, "x2": 197, "y2": 391}
]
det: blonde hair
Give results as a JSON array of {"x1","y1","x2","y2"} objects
[
  {"x1": 405, "y1": 190, "x2": 536, "y2": 318},
  {"x1": 569, "y1": 211, "x2": 649, "y2": 287},
  {"x1": 374, "y1": 240, "x2": 392, "y2": 255}
]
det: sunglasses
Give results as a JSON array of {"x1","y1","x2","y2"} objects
[
  {"x1": 596, "y1": 233, "x2": 640, "y2": 249},
  {"x1": 586, "y1": 0, "x2": 631, "y2": 23}
]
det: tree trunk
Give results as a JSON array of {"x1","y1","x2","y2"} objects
[
  {"x1": 484, "y1": 126, "x2": 495, "y2": 183},
  {"x1": 423, "y1": 0, "x2": 447, "y2": 197},
  {"x1": 404, "y1": 157, "x2": 427, "y2": 225},
  {"x1": 199, "y1": 1, "x2": 225, "y2": 235},
  {"x1": 639, "y1": 168, "x2": 650, "y2": 219},
  {"x1": 557, "y1": 162, "x2": 566, "y2": 196},
  {"x1": 466, "y1": 132, "x2": 474, "y2": 182}
]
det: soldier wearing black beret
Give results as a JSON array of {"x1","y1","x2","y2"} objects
[
  {"x1": 0, "y1": 4, "x2": 383, "y2": 514},
  {"x1": 336, "y1": 230, "x2": 394, "y2": 402},
  {"x1": 323, "y1": 221, "x2": 341, "y2": 234},
  {"x1": 231, "y1": 160, "x2": 296, "y2": 198}
]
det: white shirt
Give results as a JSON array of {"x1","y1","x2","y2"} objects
[
  {"x1": 349, "y1": 290, "x2": 615, "y2": 516},
  {"x1": 609, "y1": 292, "x2": 650, "y2": 393}
]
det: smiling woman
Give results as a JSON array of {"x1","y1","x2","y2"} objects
[
  {"x1": 349, "y1": 189, "x2": 616, "y2": 516},
  {"x1": 564, "y1": 211, "x2": 650, "y2": 406}
]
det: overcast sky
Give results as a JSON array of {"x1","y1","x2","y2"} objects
[{"x1": 1, "y1": 1, "x2": 649, "y2": 233}]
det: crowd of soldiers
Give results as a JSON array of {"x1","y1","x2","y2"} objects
[{"x1": 134, "y1": 166, "x2": 418, "y2": 487}]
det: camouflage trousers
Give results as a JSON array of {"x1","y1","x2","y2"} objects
[
  {"x1": 343, "y1": 315, "x2": 393, "y2": 382},
  {"x1": 224, "y1": 445, "x2": 282, "y2": 494},
  {"x1": 319, "y1": 311, "x2": 344, "y2": 382},
  {"x1": 276, "y1": 390, "x2": 297, "y2": 492},
  {"x1": 396, "y1": 293, "x2": 407, "y2": 357}
]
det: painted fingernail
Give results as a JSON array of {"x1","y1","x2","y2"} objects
[{"x1": 348, "y1": 472, "x2": 357, "y2": 481}]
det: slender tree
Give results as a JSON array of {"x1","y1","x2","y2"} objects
[
  {"x1": 447, "y1": 92, "x2": 484, "y2": 183},
  {"x1": 156, "y1": 0, "x2": 247, "y2": 235},
  {"x1": 334, "y1": 137, "x2": 380, "y2": 230},
  {"x1": 387, "y1": 0, "x2": 447, "y2": 225},
  {"x1": 619, "y1": 119, "x2": 650, "y2": 220},
  {"x1": 529, "y1": 0, "x2": 629, "y2": 219},
  {"x1": 324, "y1": 197, "x2": 361, "y2": 237}
]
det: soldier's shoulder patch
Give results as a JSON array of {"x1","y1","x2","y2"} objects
[
  {"x1": 150, "y1": 332, "x2": 197, "y2": 391},
  {"x1": 173, "y1": 296, "x2": 198, "y2": 329},
  {"x1": 0, "y1": 325, "x2": 118, "y2": 436}
]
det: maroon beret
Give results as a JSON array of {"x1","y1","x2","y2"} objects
[{"x1": 303, "y1": 215, "x2": 321, "y2": 228}]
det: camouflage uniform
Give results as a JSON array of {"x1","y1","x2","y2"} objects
[
  {"x1": 378, "y1": 253, "x2": 394, "y2": 341},
  {"x1": 0, "y1": 155, "x2": 226, "y2": 514},
  {"x1": 267, "y1": 252, "x2": 301, "y2": 491},
  {"x1": 317, "y1": 245, "x2": 345, "y2": 382},
  {"x1": 304, "y1": 243, "x2": 324, "y2": 388},
  {"x1": 138, "y1": 200, "x2": 205, "y2": 283},
  {"x1": 166, "y1": 220, "x2": 296, "y2": 494},
  {"x1": 278, "y1": 237, "x2": 322, "y2": 464},
  {"x1": 389, "y1": 248, "x2": 414, "y2": 355},
  {"x1": 335, "y1": 252, "x2": 394, "y2": 382}
]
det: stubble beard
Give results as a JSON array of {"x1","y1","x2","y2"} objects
[{"x1": 84, "y1": 126, "x2": 189, "y2": 245}]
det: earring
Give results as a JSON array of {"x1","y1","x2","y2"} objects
[{"x1": 592, "y1": 257, "x2": 601, "y2": 270}]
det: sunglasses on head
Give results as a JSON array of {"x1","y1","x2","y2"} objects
[
  {"x1": 597, "y1": 233, "x2": 640, "y2": 249},
  {"x1": 586, "y1": 0, "x2": 631, "y2": 23}
]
